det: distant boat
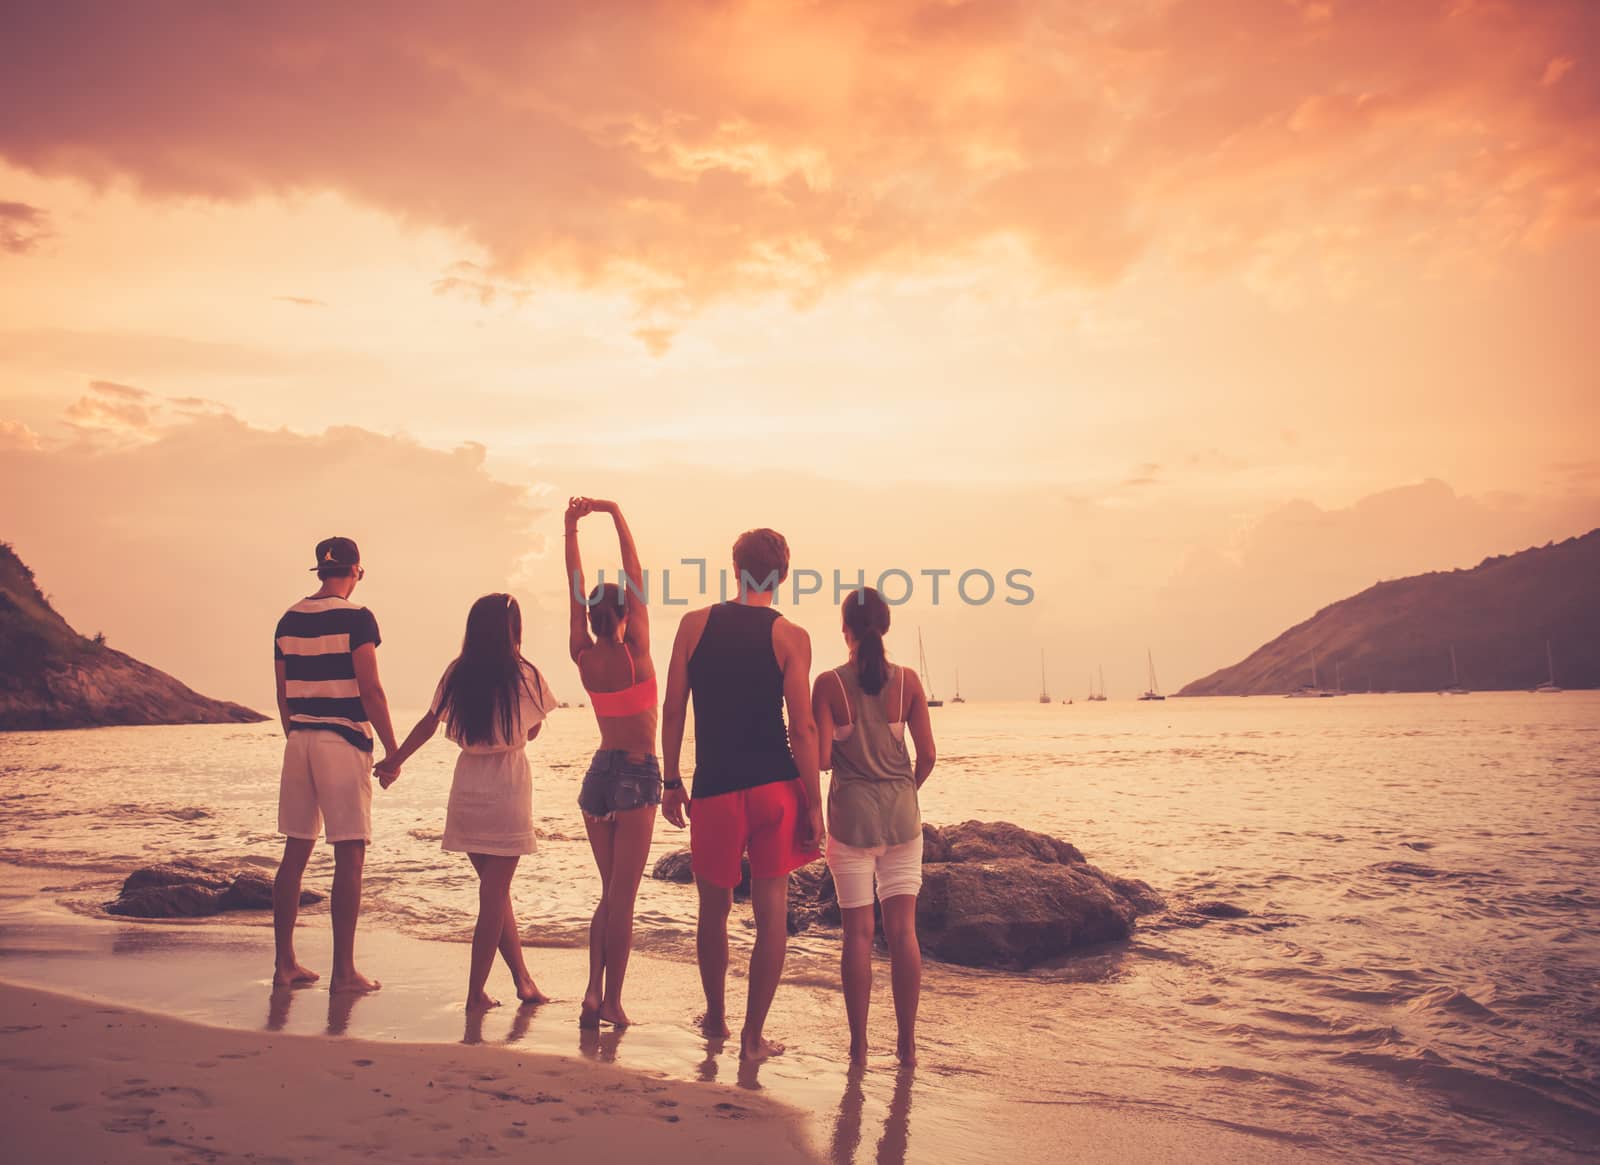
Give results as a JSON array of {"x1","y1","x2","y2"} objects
[
  {"x1": 1288, "y1": 648, "x2": 1336, "y2": 697},
  {"x1": 1533, "y1": 640, "x2": 1562, "y2": 693},
  {"x1": 1088, "y1": 664, "x2": 1108, "y2": 702},
  {"x1": 918, "y1": 629, "x2": 944, "y2": 708},
  {"x1": 1039, "y1": 649, "x2": 1051, "y2": 704},
  {"x1": 1440, "y1": 645, "x2": 1470, "y2": 695},
  {"x1": 951, "y1": 667, "x2": 966, "y2": 703},
  {"x1": 1139, "y1": 649, "x2": 1165, "y2": 701}
]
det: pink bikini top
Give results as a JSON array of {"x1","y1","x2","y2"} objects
[{"x1": 583, "y1": 646, "x2": 658, "y2": 719}]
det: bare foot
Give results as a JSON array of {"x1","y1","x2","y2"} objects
[
  {"x1": 579, "y1": 987, "x2": 603, "y2": 1025},
  {"x1": 272, "y1": 962, "x2": 320, "y2": 988},
  {"x1": 740, "y1": 1033, "x2": 786, "y2": 1061},
  {"x1": 516, "y1": 978, "x2": 551, "y2": 1006},
  {"x1": 849, "y1": 1041, "x2": 869, "y2": 1066},
  {"x1": 467, "y1": 991, "x2": 501, "y2": 1012},
  {"x1": 598, "y1": 1001, "x2": 632, "y2": 1027},
  {"x1": 699, "y1": 1012, "x2": 731, "y2": 1039},
  {"x1": 896, "y1": 1042, "x2": 918, "y2": 1067},
  {"x1": 329, "y1": 971, "x2": 381, "y2": 994}
]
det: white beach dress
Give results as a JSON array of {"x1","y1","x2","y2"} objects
[{"x1": 431, "y1": 661, "x2": 554, "y2": 857}]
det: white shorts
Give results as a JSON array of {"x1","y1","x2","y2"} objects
[
  {"x1": 278, "y1": 730, "x2": 373, "y2": 844},
  {"x1": 826, "y1": 832, "x2": 924, "y2": 910}
]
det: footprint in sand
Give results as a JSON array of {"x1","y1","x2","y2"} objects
[
  {"x1": 352, "y1": 1059, "x2": 375, "y2": 1068},
  {"x1": 50, "y1": 1102, "x2": 81, "y2": 1112}
]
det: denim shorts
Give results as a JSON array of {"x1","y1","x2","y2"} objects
[{"x1": 578, "y1": 750, "x2": 663, "y2": 820}]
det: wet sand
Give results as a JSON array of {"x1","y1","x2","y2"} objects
[
  {"x1": 0, "y1": 863, "x2": 1319, "y2": 1164},
  {"x1": 0, "y1": 982, "x2": 817, "y2": 1164}
]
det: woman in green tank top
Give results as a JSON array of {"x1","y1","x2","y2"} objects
[{"x1": 811, "y1": 586, "x2": 938, "y2": 1066}]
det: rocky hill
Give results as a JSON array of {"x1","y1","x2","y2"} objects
[
  {"x1": 0, "y1": 542, "x2": 265, "y2": 730},
  {"x1": 1179, "y1": 530, "x2": 1599, "y2": 696}
]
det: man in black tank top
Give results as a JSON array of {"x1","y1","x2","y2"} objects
[{"x1": 662, "y1": 527, "x2": 823, "y2": 1062}]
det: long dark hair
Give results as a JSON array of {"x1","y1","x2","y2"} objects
[
  {"x1": 440, "y1": 593, "x2": 537, "y2": 747},
  {"x1": 842, "y1": 586, "x2": 891, "y2": 695}
]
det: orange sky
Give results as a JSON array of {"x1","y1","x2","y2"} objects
[{"x1": 2, "y1": 1, "x2": 1597, "y2": 705}]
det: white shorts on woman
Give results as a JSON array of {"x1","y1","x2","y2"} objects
[{"x1": 826, "y1": 831, "x2": 923, "y2": 910}]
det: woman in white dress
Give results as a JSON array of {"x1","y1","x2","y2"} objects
[{"x1": 378, "y1": 593, "x2": 555, "y2": 1011}]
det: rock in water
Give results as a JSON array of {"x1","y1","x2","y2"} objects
[
  {"x1": 654, "y1": 819, "x2": 1163, "y2": 968},
  {"x1": 916, "y1": 860, "x2": 1136, "y2": 968},
  {"x1": 106, "y1": 860, "x2": 321, "y2": 918}
]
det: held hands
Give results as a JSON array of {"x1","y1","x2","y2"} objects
[
  {"x1": 662, "y1": 784, "x2": 690, "y2": 829},
  {"x1": 375, "y1": 756, "x2": 402, "y2": 789},
  {"x1": 801, "y1": 804, "x2": 827, "y2": 852}
]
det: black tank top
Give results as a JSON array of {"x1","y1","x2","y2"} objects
[{"x1": 687, "y1": 602, "x2": 799, "y2": 799}]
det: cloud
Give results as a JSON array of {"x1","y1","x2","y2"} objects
[
  {"x1": 0, "y1": 411, "x2": 547, "y2": 707},
  {"x1": 430, "y1": 261, "x2": 531, "y2": 308},
  {"x1": 87, "y1": 379, "x2": 149, "y2": 401},
  {"x1": 632, "y1": 327, "x2": 675, "y2": 357},
  {"x1": 1, "y1": 2, "x2": 1594, "y2": 308},
  {"x1": 0, "y1": 200, "x2": 51, "y2": 253},
  {"x1": 272, "y1": 295, "x2": 327, "y2": 307},
  {"x1": 0, "y1": 419, "x2": 41, "y2": 450}
]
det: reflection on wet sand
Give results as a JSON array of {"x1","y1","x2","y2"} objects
[
  {"x1": 698, "y1": 1035, "x2": 728, "y2": 1083},
  {"x1": 505, "y1": 1002, "x2": 537, "y2": 1045},
  {"x1": 327, "y1": 988, "x2": 369, "y2": 1036},
  {"x1": 578, "y1": 1022, "x2": 627, "y2": 1063},
  {"x1": 832, "y1": 1065, "x2": 916, "y2": 1165},
  {"x1": 266, "y1": 985, "x2": 295, "y2": 1032}
]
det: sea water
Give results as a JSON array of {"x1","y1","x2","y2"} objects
[{"x1": 1, "y1": 692, "x2": 1596, "y2": 1161}]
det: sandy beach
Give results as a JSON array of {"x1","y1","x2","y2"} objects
[
  {"x1": 0, "y1": 858, "x2": 1318, "y2": 1165},
  {"x1": 0, "y1": 981, "x2": 817, "y2": 1164}
]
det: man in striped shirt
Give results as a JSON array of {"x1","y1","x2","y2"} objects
[{"x1": 271, "y1": 536, "x2": 397, "y2": 993}]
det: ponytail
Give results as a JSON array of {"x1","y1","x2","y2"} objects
[{"x1": 841, "y1": 586, "x2": 892, "y2": 695}]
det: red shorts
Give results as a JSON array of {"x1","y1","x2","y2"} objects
[{"x1": 689, "y1": 779, "x2": 819, "y2": 889}]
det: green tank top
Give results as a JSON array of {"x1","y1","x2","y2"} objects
[{"x1": 826, "y1": 663, "x2": 920, "y2": 848}]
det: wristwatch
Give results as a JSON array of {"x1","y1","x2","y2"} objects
[{"x1": 662, "y1": 777, "x2": 684, "y2": 790}]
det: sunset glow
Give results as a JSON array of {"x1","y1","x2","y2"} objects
[{"x1": 2, "y1": 1, "x2": 1596, "y2": 704}]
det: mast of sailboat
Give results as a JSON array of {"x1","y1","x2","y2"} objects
[
  {"x1": 1147, "y1": 649, "x2": 1160, "y2": 696},
  {"x1": 1547, "y1": 640, "x2": 1556, "y2": 687},
  {"x1": 1099, "y1": 663, "x2": 1106, "y2": 700},
  {"x1": 1310, "y1": 648, "x2": 1320, "y2": 689},
  {"x1": 1451, "y1": 644, "x2": 1460, "y2": 687}
]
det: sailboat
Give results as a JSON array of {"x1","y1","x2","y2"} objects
[
  {"x1": 1088, "y1": 664, "x2": 1108, "y2": 702},
  {"x1": 1039, "y1": 650, "x2": 1051, "y2": 704},
  {"x1": 1440, "y1": 645, "x2": 1470, "y2": 695},
  {"x1": 951, "y1": 668, "x2": 966, "y2": 703},
  {"x1": 1533, "y1": 640, "x2": 1562, "y2": 693},
  {"x1": 918, "y1": 629, "x2": 944, "y2": 707},
  {"x1": 1287, "y1": 649, "x2": 1335, "y2": 697},
  {"x1": 1139, "y1": 650, "x2": 1165, "y2": 701}
]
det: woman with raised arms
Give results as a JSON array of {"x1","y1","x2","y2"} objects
[{"x1": 565, "y1": 496, "x2": 662, "y2": 1027}]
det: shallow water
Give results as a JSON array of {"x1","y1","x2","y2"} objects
[{"x1": 2, "y1": 692, "x2": 1597, "y2": 1161}]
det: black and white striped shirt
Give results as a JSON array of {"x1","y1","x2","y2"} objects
[{"x1": 273, "y1": 596, "x2": 382, "y2": 751}]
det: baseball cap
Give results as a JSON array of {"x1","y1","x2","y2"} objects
[{"x1": 310, "y1": 536, "x2": 362, "y2": 572}]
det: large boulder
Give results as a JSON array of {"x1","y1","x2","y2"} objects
[
  {"x1": 653, "y1": 820, "x2": 1163, "y2": 968},
  {"x1": 915, "y1": 859, "x2": 1135, "y2": 968},
  {"x1": 106, "y1": 859, "x2": 322, "y2": 918}
]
